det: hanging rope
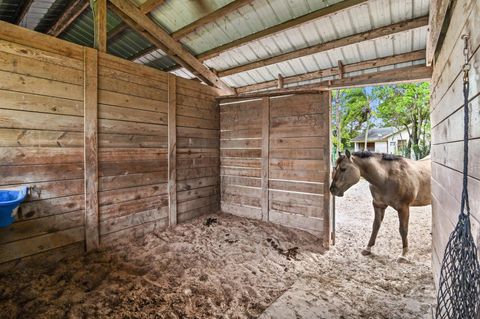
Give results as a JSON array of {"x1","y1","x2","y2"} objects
[{"x1": 435, "y1": 34, "x2": 480, "y2": 319}]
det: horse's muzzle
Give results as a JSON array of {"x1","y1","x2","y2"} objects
[{"x1": 329, "y1": 185, "x2": 344, "y2": 197}]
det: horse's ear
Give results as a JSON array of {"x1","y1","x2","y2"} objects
[
  {"x1": 345, "y1": 149, "x2": 351, "y2": 158},
  {"x1": 338, "y1": 151, "x2": 342, "y2": 158}
]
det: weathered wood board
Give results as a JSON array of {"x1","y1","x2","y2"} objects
[{"x1": 430, "y1": 0, "x2": 480, "y2": 288}]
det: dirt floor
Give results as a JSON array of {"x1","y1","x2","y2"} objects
[{"x1": 0, "y1": 180, "x2": 435, "y2": 319}]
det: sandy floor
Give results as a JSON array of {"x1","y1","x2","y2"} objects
[{"x1": 0, "y1": 180, "x2": 435, "y2": 318}]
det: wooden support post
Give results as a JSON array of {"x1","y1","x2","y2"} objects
[
  {"x1": 337, "y1": 60, "x2": 344, "y2": 79},
  {"x1": 277, "y1": 74, "x2": 284, "y2": 89},
  {"x1": 261, "y1": 97, "x2": 270, "y2": 222},
  {"x1": 91, "y1": 0, "x2": 107, "y2": 52},
  {"x1": 84, "y1": 47, "x2": 99, "y2": 251},
  {"x1": 168, "y1": 74, "x2": 177, "y2": 226}
]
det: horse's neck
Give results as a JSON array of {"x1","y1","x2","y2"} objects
[{"x1": 352, "y1": 156, "x2": 386, "y2": 186}]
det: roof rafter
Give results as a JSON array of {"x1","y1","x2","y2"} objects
[
  {"x1": 138, "y1": 0, "x2": 166, "y2": 14},
  {"x1": 197, "y1": 0, "x2": 369, "y2": 62},
  {"x1": 14, "y1": 0, "x2": 35, "y2": 25},
  {"x1": 109, "y1": 0, "x2": 234, "y2": 95},
  {"x1": 222, "y1": 65, "x2": 432, "y2": 99},
  {"x1": 171, "y1": 0, "x2": 254, "y2": 40},
  {"x1": 218, "y1": 15, "x2": 429, "y2": 77},
  {"x1": 236, "y1": 50, "x2": 426, "y2": 94},
  {"x1": 47, "y1": 0, "x2": 89, "y2": 36},
  {"x1": 108, "y1": 0, "x2": 166, "y2": 45}
]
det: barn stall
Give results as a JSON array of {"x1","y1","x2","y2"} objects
[{"x1": 0, "y1": 0, "x2": 476, "y2": 317}]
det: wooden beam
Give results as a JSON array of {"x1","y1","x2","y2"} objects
[
  {"x1": 171, "y1": 0, "x2": 254, "y2": 40},
  {"x1": 168, "y1": 74, "x2": 177, "y2": 226},
  {"x1": 261, "y1": 97, "x2": 270, "y2": 222},
  {"x1": 109, "y1": 0, "x2": 234, "y2": 94},
  {"x1": 108, "y1": 4, "x2": 204, "y2": 79},
  {"x1": 218, "y1": 16, "x2": 429, "y2": 77},
  {"x1": 47, "y1": 0, "x2": 89, "y2": 36},
  {"x1": 139, "y1": 0, "x2": 166, "y2": 14},
  {"x1": 237, "y1": 50, "x2": 426, "y2": 93},
  {"x1": 337, "y1": 60, "x2": 344, "y2": 79},
  {"x1": 277, "y1": 74, "x2": 284, "y2": 89},
  {"x1": 83, "y1": 47, "x2": 99, "y2": 251},
  {"x1": 224, "y1": 65, "x2": 432, "y2": 99},
  {"x1": 91, "y1": 0, "x2": 107, "y2": 52},
  {"x1": 14, "y1": 0, "x2": 34, "y2": 25},
  {"x1": 197, "y1": 0, "x2": 368, "y2": 61},
  {"x1": 426, "y1": 0, "x2": 453, "y2": 66}
]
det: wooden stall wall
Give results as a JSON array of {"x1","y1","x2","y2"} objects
[
  {"x1": 176, "y1": 78, "x2": 220, "y2": 223},
  {"x1": 430, "y1": 0, "x2": 480, "y2": 286},
  {"x1": 219, "y1": 93, "x2": 332, "y2": 246},
  {"x1": 96, "y1": 54, "x2": 170, "y2": 245},
  {"x1": 0, "y1": 23, "x2": 86, "y2": 265},
  {"x1": 0, "y1": 22, "x2": 220, "y2": 266}
]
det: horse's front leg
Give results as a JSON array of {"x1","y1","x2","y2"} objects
[
  {"x1": 396, "y1": 206, "x2": 410, "y2": 262},
  {"x1": 361, "y1": 202, "x2": 387, "y2": 256}
]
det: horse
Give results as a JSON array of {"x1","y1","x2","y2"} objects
[{"x1": 329, "y1": 150, "x2": 431, "y2": 261}]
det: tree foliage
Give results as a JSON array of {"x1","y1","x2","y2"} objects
[{"x1": 332, "y1": 82, "x2": 431, "y2": 159}]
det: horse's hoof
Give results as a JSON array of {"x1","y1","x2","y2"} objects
[
  {"x1": 361, "y1": 249, "x2": 372, "y2": 256},
  {"x1": 396, "y1": 256, "x2": 409, "y2": 263}
]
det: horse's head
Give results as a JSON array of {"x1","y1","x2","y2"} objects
[{"x1": 330, "y1": 150, "x2": 361, "y2": 197}]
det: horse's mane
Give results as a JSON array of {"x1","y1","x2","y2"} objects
[{"x1": 352, "y1": 151, "x2": 403, "y2": 161}]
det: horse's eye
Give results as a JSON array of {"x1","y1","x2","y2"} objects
[{"x1": 340, "y1": 168, "x2": 346, "y2": 172}]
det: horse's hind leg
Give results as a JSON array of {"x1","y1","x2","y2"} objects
[
  {"x1": 361, "y1": 202, "x2": 386, "y2": 256},
  {"x1": 396, "y1": 206, "x2": 410, "y2": 262}
]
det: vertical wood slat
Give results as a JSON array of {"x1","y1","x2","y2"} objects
[
  {"x1": 323, "y1": 91, "x2": 332, "y2": 248},
  {"x1": 91, "y1": 0, "x2": 107, "y2": 52},
  {"x1": 84, "y1": 47, "x2": 99, "y2": 251},
  {"x1": 261, "y1": 97, "x2": 270, "y2": 222},
  {"x1": 168, "y1": 74, "x2": 177, "y2": 226}
]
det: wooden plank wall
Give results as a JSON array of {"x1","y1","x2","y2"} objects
[
  {"x1": 268, "y1": 94, "x2": 330, "y2": 241},
  {"x1": 0, "y1": 23, "x2": 86, "y2": 264},
  {"x1": 0, "y1": 22, "x2": 220, "y2": 265},
  {"x1": 220, "y1": 98, "x2": 263, "y2": 219},
  {"x1": 176, "y1": 78, "x2": 220, "y2": 223},
  {"x1": 430, "y1": 0, "x2": 480, "y2": 286},
  {"x1": 219, "y1": 93, "x2": 332, "y2": 245}
]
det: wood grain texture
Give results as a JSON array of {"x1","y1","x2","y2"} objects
[
  {"x1": 168, "y1": 74, "x2": 177, "y2": 226},
  {"x1": 84, "y1": 48, "x2": 100, "y2": 251},
  {"x1": 261, "y1": 97, "x2": 270, "y2": 222}
]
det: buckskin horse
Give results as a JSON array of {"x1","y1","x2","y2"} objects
[{"x1": 329, "y1": 150, "x2": 431, "y2": 261}]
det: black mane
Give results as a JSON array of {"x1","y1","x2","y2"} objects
[{"x1": 352, "y1": 151, "x2": 402, "y2": 161}]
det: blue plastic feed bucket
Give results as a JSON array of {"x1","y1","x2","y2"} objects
[{"x1": 0, "y1": 187, "x2": 28, "y2": 227}]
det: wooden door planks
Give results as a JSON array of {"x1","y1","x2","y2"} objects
[
  {"x1": 261, "y1": 97, "x2": 269, "y2": 222},
  {"x1": 84, "y1": 48, "x2": 100, "y2": 251}
]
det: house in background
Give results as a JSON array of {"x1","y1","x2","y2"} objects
[{"x1": 352, "y1": 127, "x2": 409, "y2": 155}]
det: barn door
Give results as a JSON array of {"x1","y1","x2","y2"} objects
[{"x1": 220, "y1": 92, "x2": 332, "y2": 247}]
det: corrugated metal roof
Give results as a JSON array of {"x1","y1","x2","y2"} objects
[
  {"x1": 0, "y1": 0, "x2": 27, "y2": 24},
  {"x1": 0, "y1": 0, "x2": 430, "y2": 86},
  {"x1": 352, "y1": 127, "x2": 397, "y2": 142},
  {"x1": 60, "y1": 7, "x2": 122, "y2": 48},
  {"x1": 34, "y1": 0, "x2": 71, "y2": 33},
  {"x1": 199, "y1": 0, "x2": 429, "y2": 87},
  {"x1": 108, "y1": 29, "x2": 153, "y2": 59},
  {"x1": 19, "y1": 0, "x2": 55, "y2": 30}
]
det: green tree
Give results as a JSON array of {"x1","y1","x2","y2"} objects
[
  {"x1": 373, "y1": 83, "x2": 431, "y2": 159},
  {"x1": 332, "y1": 88, "x2": 374, "y2": 152}
]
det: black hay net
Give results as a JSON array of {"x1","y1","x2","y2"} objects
[
  {"x1": 435, "y1": 213, "x2": 480, "y2": 319},
  {"x1": 435, "y1": 40, "x2": 480, "y2": 319}
]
